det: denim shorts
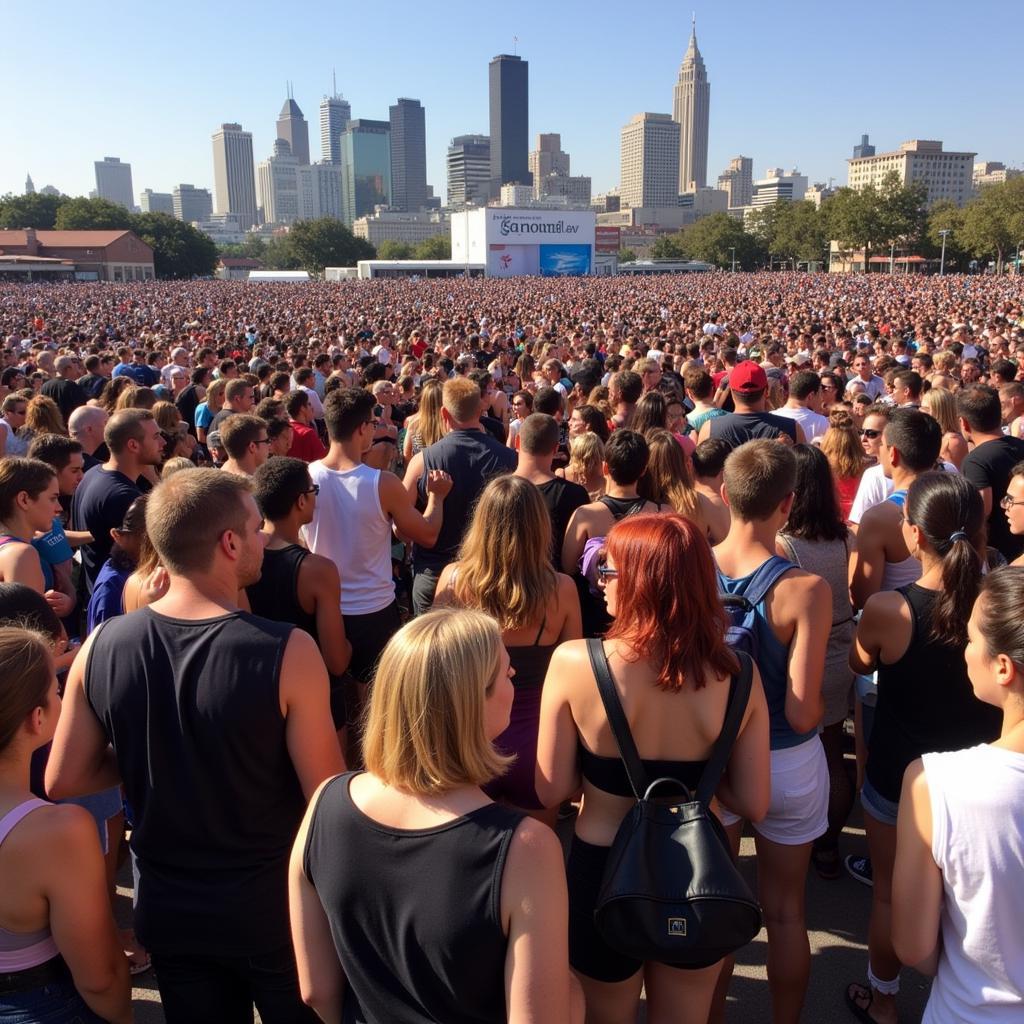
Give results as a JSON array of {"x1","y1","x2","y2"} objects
[
  {"x1": 860, "y1": 776, "x2": 899, "y2": 827},
  {"x1": 60, "y1": 786, "x2": 122, "y2": 854},
  {"x1": 0, "y1": 969, "x2": 104, "y2": 1023}
]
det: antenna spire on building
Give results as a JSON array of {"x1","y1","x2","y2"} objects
[
  {"x1": 332, "y1": 68, "x2": 337, "y2": 96},
  {"x1": 513, "y1": 35, "x2": 518, "y2": 55}
]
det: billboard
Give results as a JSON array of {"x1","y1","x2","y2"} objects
[
  {"x1": 539, "y1": 244, "x2": 591, "y2": 276},
  {"x1": 595, "y1": 225, "x2": 621, "y2": 253},
  {"x1": 487, "y1": 244, "x2": 540, "y2": 277}
]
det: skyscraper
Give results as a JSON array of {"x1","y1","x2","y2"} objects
[
  {"x1": 339, "y1": 119, "x2": 392, "y2": 226},
  {"x1": 489, "y1": 54, "x2": 530, "y2": 197},
  {"x1": 320, "y1": 74, "x2": 352, "y2": 165},
  {"x1": 447, "y1": 135, "x2": 491, "y2": 208},
  {"x1": 852, "y1": 134, "x2": 875, "y2": 158},
  {"x1": 277, "y1": 88, "x2": 310, "y2": 165},
  {"x1": 257, "y1": 140, "x2": 323, "y2": 225},
  {"x1": 672, "y1": 18, "x2": 710, "y2": 191},
  {"x1": 24, "y1": 174, "x2": 34, "y2": 195},
  {"x1": 94, "y1": 157, "x2": 135, "y2": 209},
  {"x1": 140, "y1": 189, "x2": 174, "y2": 215},
  {"x1": 211, "y1": 123, "x2": 258, "y2": 230},
  {"x1": 389, "y1": 98, "x2": 431, "y2": 212},
  {"x1": 173, "y1": 184, "x2": 213, "y2": 223},
  {"x1": 717, "y1": 156, "x2": 753, "y2": 208},
  {"x1": 620, "y1": 113, "x2": 680, "y2": 209}
]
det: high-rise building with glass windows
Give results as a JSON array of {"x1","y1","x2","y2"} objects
[
  {"x1": 389, "y1": 98, "x2": 431, "y2": 212},
  {"x1": 276, "y1": 92, "x2": 310, "y2": 165},
  {"x1": 672, "y1": 19, "x2": 710, "y2": 192},
  {"x1": 94, "y1": 157, "x2": 134, "y2": 209},
  {"x1": 447, "y1": 135, "x2": 491, "y2": 209},
  {"x1": 211, "y1": 123, "x2": 258, "y2": 230},
  {"x1": 320, "y1": 79, "x2": 351, "y2": 165},
  {"x1": 488, "y1": 54, "x2": 530, "y2": 197},
  {"x1": 620, "y1": 113, "x2": 680, "y2": 209},
  {"x1": 339, "y1": 119, "x2": 391, "y2": 226}
]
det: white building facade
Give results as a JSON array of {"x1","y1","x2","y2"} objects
[
  {"x1": 848, "y1": 140, "x2": 976, "y2": 207},
  {"x1": 94, "y1": 157, "x2": 134, "y2": 209},
  {"x1": 620, "y1": 113, "x2": 680, "y2": 209},
  {"x1": 212, "y1": 123, "x2": 258, "y2": 230}
]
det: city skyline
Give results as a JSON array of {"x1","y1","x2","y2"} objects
[{"x1": 4, "y1": 0, "x2": 1018, "y2": 207}]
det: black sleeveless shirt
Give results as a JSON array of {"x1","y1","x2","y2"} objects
[
  {"x1": 304, "y1": 773, "x2": 524, "y2": 1024},
  {"x1": 84, "y1": 608, "x2": 304, "y2": 956},
  {"x1": 246, "y1": 544, "x2": 319, "y2": 642}
]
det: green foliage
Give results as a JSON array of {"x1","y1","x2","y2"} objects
[
  {"x1": 218, "y1": 236, "x2": 267, "y2": 261},
  {"x1": 923, "y1": 200, "x2": 967, "y2": 267},
  {"x1": 618, "y1": 248, "x2": 637, "y2": 263},
  {"x1": 958, "y1": 177, "x2": 1024, "y2": 270},
  {"x1": 54, "y1": 196, "x2": 133, "y2": 231},
  {"x1": 680, "y1": 212, "x2": 761, "y2": 269},
  {"x1": 129, "y1": 212, "x2": 217, "y2": 279},
  {"x1": 413, "y1": 234, "x2": 451, "y2": 260},
  {"x1": 376, "y1": 240, "x2": 414, "y2": 260},
  {"x1": 0, "y1": 192, "x2": 66, "y2": 229},
  {"x1": 650, "y1": 233, "x2": 688, "y2": 259},
  {"x1": 286, "y1": 218, "x2": 376, "y2": 275},
  {"x1": 261, "y1": 236, "x2": 302, "y2": 270}
]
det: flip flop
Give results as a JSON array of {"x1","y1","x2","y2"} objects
[
  {"x1": 844, "y1": 982, "x2": 880, "y2": 1024},
  {"x1": 813, "y1": 846, "x2": 842, "y2": 880},
  {"x1": 127, "y1": 952, "x2": 152, "y2": 976}
]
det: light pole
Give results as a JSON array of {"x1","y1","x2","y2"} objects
[
  {"x1": 1017, "y1": 241, "x2": 1023, "y2": 276},
  {"x1": 939, "y1": 228, "x2": 951, "y2": 276},
  {"x1": 729, "y1": 246, "x2": 736, "y2": 272},
  {"x1": 889, "y1": 241, "x2": 896, "y2": 275}
]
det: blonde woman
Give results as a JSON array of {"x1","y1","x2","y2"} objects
[
  {"x1": 402, "y1": 379, "x2": 445, "y2": 461},
  {"x1": 289, "y1": 609, "x2": 578, "y2": 1024},
  {"x1": 22, "y1": 396, "x2": 66, "y2": 441},
  {"x1": 638, "y1": 429, "x2": 714, "y2": 540},
  {"x1": 820, "y1": 407, "x2": 867, "y2": 520},
  {"x1": 921, "y1": 386, "x2": 969, "y2": 469},
  {"x1": 194, "y1": 378, "x2": 226, "y2": 445},
  {"x1": 435, "y1": 475, "x2": 581, "y2": 817},
  {"x1": 561, "y1": 433, "x2": 605, "y2": 500}
]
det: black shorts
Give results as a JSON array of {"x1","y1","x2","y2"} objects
[{"x1": 342, "y1": 601, "x2": 401, "y2": 686}]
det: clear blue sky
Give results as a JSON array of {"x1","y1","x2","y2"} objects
[{"x1": 5, "y1": 0, "x2": 1020, "y2": 205}]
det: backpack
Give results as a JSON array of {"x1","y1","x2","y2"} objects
[
  {"x1": 587, "y1": 639, "x2": 762, "y2": 968},
  {"x1": 717, "y1": 555, "x2": 794, "y2": 664}
]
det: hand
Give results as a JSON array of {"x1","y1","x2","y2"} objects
[
  {"x1": 141, "y1": 566, "x2": 170, "y2": 605},
  {"x1": 425, "y1": 470, "x2": 453, "y2": 498},
  {"x1": 44, "y1": 589, "x2": 75, "y2": 617}
]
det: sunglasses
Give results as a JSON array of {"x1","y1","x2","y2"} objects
[
  {"x1": 596, "y1": 564, "x2": 619, "y2": 580},
  {"x1": 305, "y1": 484, "x2": 320, "y2": 496},
  {"x1": 859, "y1": 428, "x2": 882, "y2": 439}
]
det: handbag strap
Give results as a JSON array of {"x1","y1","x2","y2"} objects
[
  {"x1": 586, "y1": 638, "x2": 648, "y2": 801},
  {"x1": 695, "y1": 652, "x2": 754, "y2": 807}
]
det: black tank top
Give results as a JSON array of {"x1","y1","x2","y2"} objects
[
  {"x1": 84, "y1": 608, "x2": 304, "y2": 956},
  {"x1": 246, "y1": 544, "x2": 318, "y2": 641},
  {"x1": 506, "y1": 617, "x2": 557, "y2": 689},
  {"x1": 866, "y1": 583, "x2": 1001, "y2": 802},
  {"x1": 303, "y1": 773, "x2": 524, "y2": 1024}
]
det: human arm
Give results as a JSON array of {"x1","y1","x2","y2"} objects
[
  {"x1": 0, "y1": 543, "x2": 47, "y2": 594},
  {"x1": 775, "y1": 573, "x2": 830, "y2": 734},
  {"x1": 502, "y1": 820, "x2": 575, "y2": 1024},
  {"x1": 432, "y1": 562, "x2": 458, "y2": 607},
  {"x1": 402, "y1": 416, "x2": 417, "y2": 461},
  {"x1": 382, "y1": 469, "x2": 452, "y2": 548},
  {"x1": 848, "y1": 508, "x2": 888, "y2": 610},
  {"x1": 308, "y1": 558, "x2": 352, "y2": 676},
  {"x1": 401, "y1": 451, "x2": 425, "y2": 504},
  {"x1": 534, "y1": 642, "x2": 583, "y2": 807},
  {"x1": 555, "y1": 574, "x2": 582, "y2": 642},
  {"x1": 849, "y1": 591, "x2": 908, "y2": 675},
  {"x1": 716, "y1": 663, "x2": 771, "y2": 822},
  {"x1": 45, "y1": 558, "x2": 77, "y2": 617},
  {"x1": 289, "y1": 779, "x2": 346, "y2": 1023},
  {"x1": 280, "y1": 629, "x2": 346, "y2": 799},
  {"x1": 961, "y1": 455, "x2": 993, "y2": 519},
  {"x1": 43, "y1": 806, "x2": 132, "y2": 1024},
  {"x1": 891, "y1": 759, "x2": 943, "y2": 975},
  {"x1": 45, "y1": 631, "x2": 122, "y2": 799},
  {"x1": 697, "y1": 419, "x2": 713, "y2": 444},
  {"x1": 559, "y1": 507, "x2": 590, "y2": 575},
  {"x1": 62, "y1": 529, "x2": 94, "y2": 547}
]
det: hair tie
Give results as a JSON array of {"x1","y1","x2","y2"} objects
[{"x1": 948, "y1": 530, "x2": 968, "y2": 543}]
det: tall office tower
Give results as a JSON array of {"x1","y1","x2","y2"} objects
[
  {"x1": 339, "y1": 119, "x2": 392, "y2": 226},
  {"x1": 489, "y1": 54, "x2": 530, "y2": 196},
  {"x1": 852, "y1": 134, "x2": 875, "y2": 158},
  {"x1": 320, "y1": 74, "x2": 352, "y2": 164},
  {"x1": 173, "y1": 184, "x2": 213, "y2": 223},
  {"x1": 257, "y1": 139, "x2": 323, "y2": 225},
  {"x1": 211, "y1": 123, "x2": 258, "y2": 230},
  {"x1": 672, "y1": 18, "x2": 710, "y2": 191},
  {"x1": 139, "y1": 189, "x2": 174, "y2": 215},
  {"x1": 528, "y1": 133, "x2": 570, "y2": 193},
  {"x1": 620, "y1": 113, "x2": 680, "y2": 209},
  {"x1": 716, "y1": 156, "x2": 753, "y2": 208},
  {"x1": 447, "y1": 134, "x2": 491, "y2": 208},
  {"x1": 24, "y1": 174, "x2": 35, "y2": 194},
  {"x1": 389, "y1": 98, "x2": 430, "y2": 212},
  {"x1": 277, "y1": 87, "x2": 310, "y2": 165},
  {"x1": 315, "y1": 161, "x2": 343, "y2": 219},
  {"x1": 94, "y1": 157, "x2": 135, "y2": 209}
]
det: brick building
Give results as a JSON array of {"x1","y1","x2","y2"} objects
[{"x1": 0, "y1": 229, "x2": 155, "y2": 281}]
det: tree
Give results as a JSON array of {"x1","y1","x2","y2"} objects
[
  {"x1": 770, "y1": 202, "x2": 827, "y2": 265},
  {"x1": 681, "y1": 212, "x2": 760, "y2": 269},
  {"x1": 376, "y1": 239, "x2": 414, "y2": 260},
  {"x1": 261, "y1": 235, "x2": 301, "y2": 270},
  {"x1": 286, "y1": 218, "x2": 375, "y2": 275},
  {"x1": 924, "y1": 200, "x2": 967, "y2": 269},
  {"x1": 618, "y1": 248, "x2": 637, "y2": 263},
  {"x1": 958, "y1": 178, "x2": 1024, "y2": 272},
  {"x1": 649, "y1": 232, "x2": 687, "y2": 259},
  {"x1": 54, "y1": 196, "x2": 133, "y2": 231},
  {"x1": 413, "y1": 235, "x2": 451, "y2": 260},
  {"x1": 0, "y1": 192, "x2": 66, "y2": 229},
  {"x1": 129, "y1": 212, "x2": 217, "y2": 278}
]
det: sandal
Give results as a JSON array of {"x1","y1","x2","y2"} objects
[
  {"x1": 813, "y1": 845, "x2": 842, "y2": 880},
  {"x1": 844, "y1": 982, "x2": 881, "y2": 1024}
]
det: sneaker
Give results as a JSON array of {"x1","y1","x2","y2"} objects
[{"x1": 844, "y1": 854, "x2": 873, "y2": 887}]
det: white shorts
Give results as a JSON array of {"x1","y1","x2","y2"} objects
[{"x1": 719, "y1": 737, "x2": 829, "y2": 846}]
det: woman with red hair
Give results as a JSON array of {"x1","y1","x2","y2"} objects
[{"x1": 536, "y1": 513, "x2": 770, "y2": 1024}]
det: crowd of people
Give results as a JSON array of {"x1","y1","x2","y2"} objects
[{"x1": 0, "y1": 271, "x2": 1023, "y2": 1024}]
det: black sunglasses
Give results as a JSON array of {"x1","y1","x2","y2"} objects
[{"x1": 859, "y1": 428, "x2": 881, "y2": 439}]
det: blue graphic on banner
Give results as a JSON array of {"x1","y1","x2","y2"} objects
[{"x1": 539, "y1": 244, "x2": 591, "y2": 276}]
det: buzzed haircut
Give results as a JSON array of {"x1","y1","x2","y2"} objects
[
  {"x1": 691, "y1": 437, "x2": 731, "y2": 479},
  {"x1": 219, "y1": 414, "x2": 266, "y2": 459},
  {"x1": 146, "y1": 468, "x2": 251, "y2": 575},
  {"x1": 442, "y1": 378, "x2": 481, "y2": 423},
  {"x1": 683, "y1": 366, "x2": 714, "y2": 400},
  {"x1": 285, "y1": 390, "x2": 310, "y2": 419},
  {"x1": 252, "y1": 457, "x2": 311, "y2": 522},
  {"x1": 254, "y1": 397, "x2": 286, "y2": 421},
  {"x1": 532, "y1": 386, "x2": 562, "y2": 417},
  {"x1": 724, "y1": 440, "x2": 797, "y2": 522},
  {"x1": 892, "y1": 369, "x2": 923, "y2": 398},
  {"x1": 788, "y1": 370, "x2": 821, "y2": 401},
  {"x1": 518, "y1": 414, "x2": 560, "y2": 456},
  {"x1": 604, "y1": 429, "x2": 649, "y2": 486},
  {"x1": 883, "y1": 408, "x2": 942, "y2": 472},
  {"x1": 294, "y1": 367, "x2": 315, "y2": 387},
  {"x1": 104, "y1": 408, "x2": 154, "y2": 455},
  {"x1": 614, "y1": 370, "x2": 643, "y2": 404},
  {"x1": 324, "y1": 387, "x2": 376, "y2": 442},
  {"x1": 957, "y1": 384, "x2": 1002, "y2": 434},
  {"x1": 27, "y1": 434, "x2": 83, "y2": 471}
]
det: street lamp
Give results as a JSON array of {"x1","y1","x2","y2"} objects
[
  {"x1": 1017, "y1": 241, "x2": 1023, "y2": 276},
  {"x1": 889, "y1": 242, "x2": 896, "y2": 275},
  {"x1": 729, "y1": 246, "x2": 736, "y2": 272},
  {"x1": 939, "y1": 228, "x2": 951, "y2": 277}
]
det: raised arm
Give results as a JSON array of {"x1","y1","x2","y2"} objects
[{"x1": 382, "y1": 469, "x2": 451, "y2": 548}]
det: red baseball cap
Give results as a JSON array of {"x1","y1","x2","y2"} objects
[{"x1": 729, "y1": 360, "x2": 768, "y2": 394}]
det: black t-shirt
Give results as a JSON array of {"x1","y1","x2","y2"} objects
[
  {"x1": 77, "y1": 373, "x2": 108, "y2": 399},
  {"x1": 41, "y1": 377, "x2": 88, "y2": 424},
  {"x1": 962, "y1": 435, "x2": 1024, "y2": 560},
  {"x1": 537, "y1": 477, "x2": 589, "y2": 568},
  {"x1": 71, "y1": 466, "x2": 141, "y2": 592},
  {"x1": 480, "y1": 413, "x2": 506, "y2": 444},
  {"x1": 708, "y1": 410, "x2": 797, "y2": 448},
  {"x1": 209, "y1": 408, "x2": 238, "y2": 434},
  {"x1": 175, "y1": 385, "x2": 203, "y2": 436}
]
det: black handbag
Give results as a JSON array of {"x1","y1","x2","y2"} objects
[{"x1": 586, "y1": 639, "x2": 763, "y2": 968}]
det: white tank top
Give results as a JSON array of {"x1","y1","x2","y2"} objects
[
  {"x1": 922, "y1": 744, "x2": 1024, "y2": 1023},
  {"x1": 302, "y1": 461, "x2": 394, "y2": 616}
]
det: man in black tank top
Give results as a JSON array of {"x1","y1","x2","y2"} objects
[{"x1": 48, "y1": 469, "x2": 344, "y2": 1024}]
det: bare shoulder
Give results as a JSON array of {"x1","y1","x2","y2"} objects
[
  {"x1": 304, "y1": 552, "x2": 340, "y2": 584},
  {"x1": 504, "y1": 816, "x2": 563, "y2": 878},
  {"x1": 15, "y1": 801, "x2": 96, "y2": 857},
  {"x1": 775, "y1": 565, "x2": 829, "y2": 598},
  {"x1": 862, "y1": 589, "x2": 910, "y2": 623},
  {"x1": 555, "y1": 572, "x2": 577, "y2": 600}
]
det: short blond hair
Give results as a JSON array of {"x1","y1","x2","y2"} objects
[
  {"x1": 362, "y1": 609, "x2": 512, "y2": 794},
  {"x1": 442, "y1": 377, "x2": 481, "y2": 424}
]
